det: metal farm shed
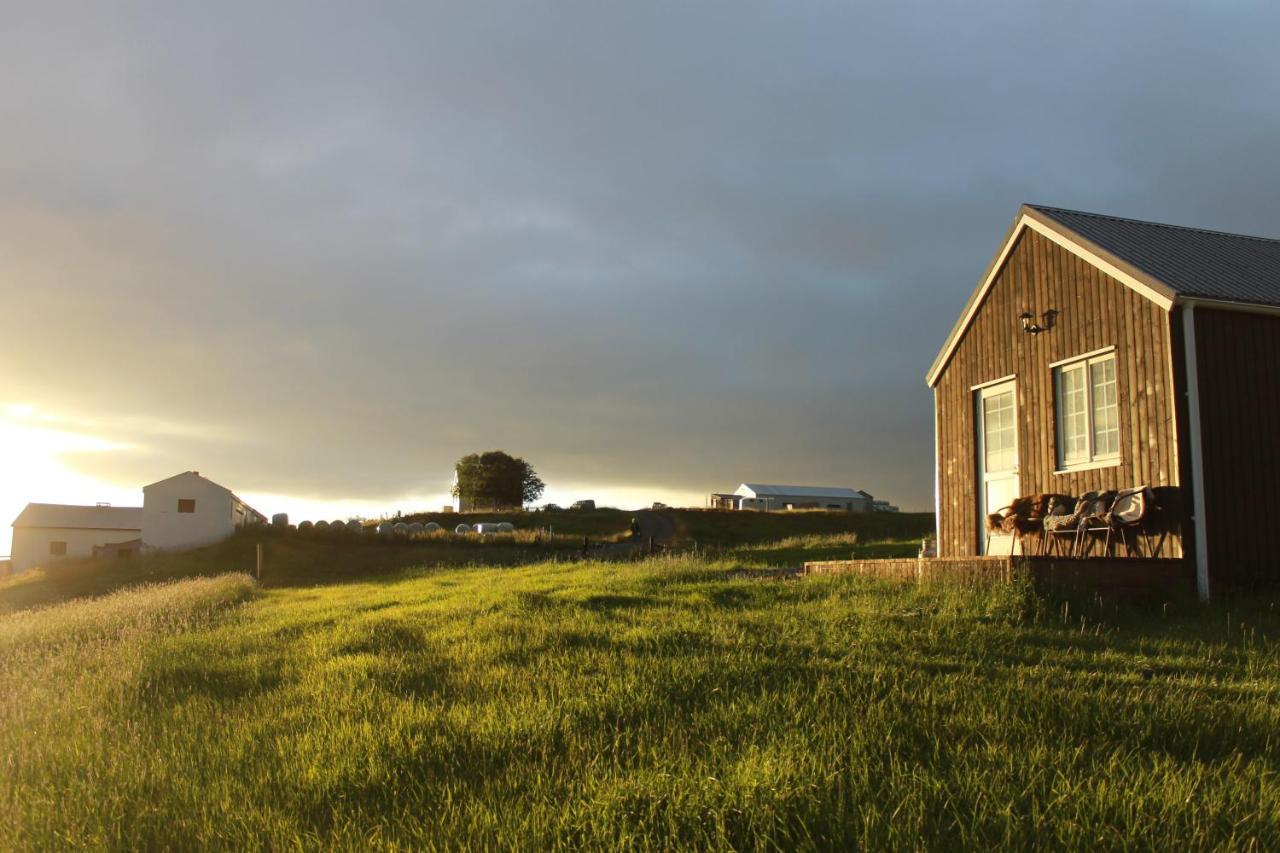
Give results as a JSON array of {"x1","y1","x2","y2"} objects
[{"x1": 720, "y1": 484, "x2": 873, "y2": 512}]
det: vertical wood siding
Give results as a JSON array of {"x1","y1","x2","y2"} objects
[
  {"x1": 1192, "y1": 308, "x2": 1280, "y2": 591},
  {"x1": 934, "y1": 230, "x2": 1181, "y2": 557}
]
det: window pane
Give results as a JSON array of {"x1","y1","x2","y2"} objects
[
  {"x1": 983, "y1": 390, "x2": 1016, "y2": 472},
  {"x1": 1058, "y1": 365, "x2": 1088, "y2": 463},
  {"x1": 1090, "y1": 357, "x2": 1119, "y2": 457}
]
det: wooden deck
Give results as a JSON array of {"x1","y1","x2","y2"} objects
[{"x1": 803, "y1": 556, "x2": 1194, "y2": 599}]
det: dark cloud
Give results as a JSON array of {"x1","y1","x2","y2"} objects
[{"x1": 2, "y1": 1, "x2": 1279, "y2": 510}]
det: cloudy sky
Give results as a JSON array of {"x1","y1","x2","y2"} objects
[{"x1": 3, "y1": 1, "x2": 1279, "y2": 550}]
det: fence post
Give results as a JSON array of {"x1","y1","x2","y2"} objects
[{"x1": 256, "y1": 543, "x2": 263, "y2": 583}]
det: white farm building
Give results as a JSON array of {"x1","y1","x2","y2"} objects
[
  {"x1": 141, "y1": 471, "x2": 265, "y2": 550},
  {"x1": 708, "y1": 484, "x2": 874, "y2": 512},
  {"x1": 8, "y1": 471, "x2": 264, "y2": 573},
  {"x1": 10, "y1": 504, "x2": 143, "y2": 572}
]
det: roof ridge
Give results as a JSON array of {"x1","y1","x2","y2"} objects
[{"x1": 1029, "y1": 203, "x2": 1280, "y2": 246}]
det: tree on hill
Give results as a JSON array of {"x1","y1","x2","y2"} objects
[{"x1": 452, "y1": 451, "x2": 545, "y2": 510}]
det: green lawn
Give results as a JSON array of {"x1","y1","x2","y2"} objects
[
  {"x1": 2, "y1": 553, "x2": 1278, "y2": 849},
  {"x1": 0, "y1": 516, "x2": 929, "y2": 614}
]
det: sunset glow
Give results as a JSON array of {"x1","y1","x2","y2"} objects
[
  {"x1": 0, "y1": 406, "x2": 138, "y2": 556},
  {"x1": 0, "y1": 402, "x2": 703, "y2": 556}
]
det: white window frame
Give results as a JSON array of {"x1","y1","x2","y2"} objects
[{"x1": 1053, "y1": 348, "x2": 1121, "y2": 473}]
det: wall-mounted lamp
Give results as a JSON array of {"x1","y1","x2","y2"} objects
[{"x1": 1019, "y1": 309, "x2": 1057, "y2": 335}]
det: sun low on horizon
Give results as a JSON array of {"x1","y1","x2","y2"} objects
[{"x1": 0, "y1": 405, "x2": 139, "y2": 555}]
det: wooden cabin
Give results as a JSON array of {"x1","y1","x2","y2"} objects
[{"x1": 927, "y1": 204, "x2": 1280, "y2": 600}]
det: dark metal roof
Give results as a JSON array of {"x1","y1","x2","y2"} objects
[{"x1": 1028, "y1": 205, "x2": 1280, "y2": 307}]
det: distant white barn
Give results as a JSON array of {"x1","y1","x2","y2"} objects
[
  {"x1": 141, "y1": 471, "x2": 265, "y2": 551},
  {"x1": 709, "y1": 484, "x2": 874, "y2": 512},
  {"x1": 10, "y1": 504, "x2": 143, "y2": 572},
  {"x1": 8, "y1": 470, "x2": 266, "y2": 574}
]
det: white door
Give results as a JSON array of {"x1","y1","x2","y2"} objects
[{"x1": 977, "y1": 381, "x2": 1019, "y2": 555}]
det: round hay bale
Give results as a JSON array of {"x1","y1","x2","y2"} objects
[
  {"x1": 408, "y1": 522, "x2": 425, "y2": 535},
  {"x1": 377, "y1": 522, "x2": 395, "y2": 537},
  {"x1": 392, "y1": 522, "x2": 409, "y2": 536},
  {"x1": 314, "y1": 520, "x2": 330, "y2": 530},
  {"x1": 424, "y1": 522, "x2": 441, "y2": 533},
  {"x1": 271, "y1": 513, "x2": 289, "y2": 527},
  {"x1": 298, "y1": 520, "x2": 314, "y2": 531},
  {"x1": 497, "y1": 522, "x2": 515, "y2": 534},
  {"x1": 347, "y1": 520, "x2": 363, "y2": 533},
  {"x1": 454, "y1": 523, "x2": 472, "y2": 535}
]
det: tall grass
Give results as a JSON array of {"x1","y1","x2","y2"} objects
[
  {"x1": 0, "y1": 531, "x2": 585, "y2": 613},
  {"x1": 0, "y1": 573, "x2": 258, "y2": 834},
  {"x1": 0, "y1": 572, "x2": 256, "y2": 649},
  {"x1": 2, "y1": 557, "x2": 1278, "y2": 849},
  {"x1": 727, "y1": 531, "x2": 918, "y2": 564}
]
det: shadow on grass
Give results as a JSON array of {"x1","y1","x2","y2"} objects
[
  {"x1": 370, "y1": 658, "x2": 459, "y2": 702},
  {"x1": 579, "y1": 594, "x2": 656, "y2": 612},
  {"x1": 515, "y1": 590, "x2": 558, "y2": 611},
  {"x1": 139, "y1": 661, "x2": 285, "y2": 703},
  {"x1": 334, "y1": 621, "x2": 428, "y2": 657},
  {"x1": 497, "y1": 630, "x2": 617, "y2": 665},
  {"x1": 708, "y1": 587, "x2": 756, "y2": 609}
]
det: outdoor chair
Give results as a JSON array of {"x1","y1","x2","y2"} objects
[
  {"x1": 1009, "y1": 493, "x2": 1070, "y2": 556},
  {"x1": 1074, "y1": 490, "x2": 1119, "y2": 557},
  {"x1": 985, "y1": 496, "x2": 1033, "y2": 556},
  {"x1": 988, "y1": 494, "x2": 1067, "y2": 556},
  {"x1": 1141, "y1": 486, "x2": 1183, "y2": 557},
  {"x1": 984, "y1": 507, "x2": 1006, "y2": 555},
  {"x1": 1106, "y1": 486, "x2": 1154, "y2": 557},
  {"x1": 1041, "y1": 492, "x2": 1090, "y2": 556}
]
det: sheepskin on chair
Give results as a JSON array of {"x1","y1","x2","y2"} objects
[
  {"x1": 1043, "y1": 493, "x2": 1091, "y2": 533},
  {"x1": 1000, "y1": 493, "x2": 1070, "y2": 535},
  {"x1": 987, "y1": 496, "x2": 1031, "y2": 534}
]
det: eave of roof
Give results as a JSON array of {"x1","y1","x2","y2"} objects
[
  {"x1": 1030, "y1": 204, "x2": 1280, "y2": 307},
  {"x1": 925, "y1": 204, "x2": 1280, "y2": 387}
]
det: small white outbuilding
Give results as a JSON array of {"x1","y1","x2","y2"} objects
[{"x1": 10, "y1": 504, "x2": 143, "y2": 573}]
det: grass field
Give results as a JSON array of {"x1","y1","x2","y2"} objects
[
  {"x1": 3, "y1": 547, "x2": 1279, "y2": 849},
  {"x1": 0, "y1": 529, "x2": 586, "y2": 613},
  {"x1": 0, "y1": 509, "x2": 934, "y2": 613}
]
